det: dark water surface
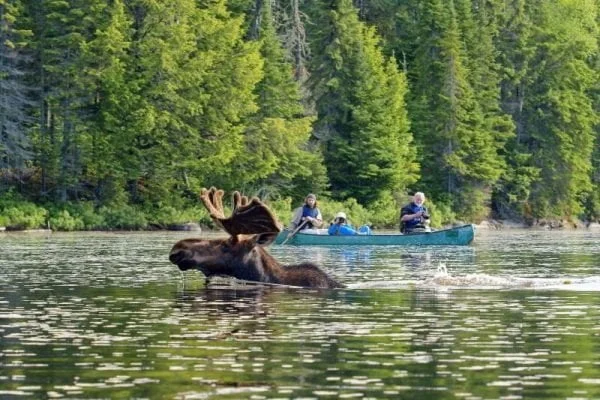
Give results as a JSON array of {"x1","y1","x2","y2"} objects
[{"x1": 1, "y1": 229, "x2": 599, "y2": 399}]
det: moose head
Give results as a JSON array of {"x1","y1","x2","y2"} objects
[{"x1": 169, "y1": 187, "x2": 344, "y2": 289}]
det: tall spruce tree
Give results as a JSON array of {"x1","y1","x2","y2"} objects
[
  {"x1": 78, "y1": 0, "x2": 131, "y2": 205},
  {"x1": 24, "y1": 0, "x2": 113, "y2": 201},
  {"x1": 495, "y1": 0, "x2": 598, "y2": 220},
  {"x1": 219, "y1": 0, "x2": 328, "y2": 198},
  {"x1": 0, "y1": 0, "x2": 32, "y2": 174},
  {"x1": 408, "y1": 0, "x2": 508, "y2": 220},
  {"x1": 454, "y1": 0, "x2": 514, "y2": 218},
  {"x1": 119, "y1": 0, "x2": 262, "y2": 205},
  {"x1": 492, "y1": 0, "x2": 540, "y2": 220},
  {"x1": 523, "y1": 0, "x2": 598, "y2": 219},
  {"x1": 309, "y1": 0, "x2": 416, "y2": 206}
]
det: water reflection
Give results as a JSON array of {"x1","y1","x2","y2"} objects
[
  {"x1": 175, "y1": 285, "x2": 270, "y2": 320},
  {"x1": 1, "y1": 230, "x2": 600, "y2": 399}
]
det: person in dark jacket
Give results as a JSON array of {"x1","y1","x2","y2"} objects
[{"x1": 400, "y1": 192, "x2": 430, "y2": 233}]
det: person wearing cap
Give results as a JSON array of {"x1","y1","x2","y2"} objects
[
  {"x1": 290, "y1": 193, "x2": 323, "y2": 231},
  {"x1": 328, "y1": 212, "x2": 359, "y2": 235}
]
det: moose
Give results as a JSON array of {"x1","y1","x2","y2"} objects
[{"x1": 169, "y1": 187, "x2": 344, "y2": 289}]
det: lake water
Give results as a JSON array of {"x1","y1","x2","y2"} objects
[{"x1": 0, "y1": 229, "x2": 599, "y2": 399}]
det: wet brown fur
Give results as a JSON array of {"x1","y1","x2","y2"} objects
[
  {"x1": 169, "y1": 233, "x2": 345, "y2": 289},
  {"x1": 169, "y1": 188, "x2": 343, "y2": 289}
]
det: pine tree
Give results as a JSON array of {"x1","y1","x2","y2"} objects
[
  {"x1": 408, "y1": 0, "x2": 508, "y2": 220},
  {"x1": 218, "y1": 0, "x2": 328, "y2": 198},
  {"x1": 78, "y1": 0, "x2": 131, "y2": 205},
  {"x1": 492, "y1": 0, "x2": 540, "y2": 220},
  {"x1": 495, "y1": 0, "x2": 598, "y2": 220},
  {"x1": 523, "y1": 0, "x2": 598, "y2": 219},
  {"x1": 24, "y1": 0, "x2": 114, "y2": 201},
  {"x1": 309, "y1": 0, "x2": 416, "y2": 205},
  {"x1": 0, "y1": 0, "x2": 33, "y2": 174}
]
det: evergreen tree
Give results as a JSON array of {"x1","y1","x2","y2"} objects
[
  {"x1": 219, "y1": 0, "x2": 328, "y2": 199},
  {"x1": 79, "y1": 0, "x2": 131, "y2": 205},
  {"x1": 24, "y1": 0, "x2": 113, "y2": 201},
  {"x1": 0, "y1": 0, "x2": 32, "y2": 173},
  {"x1": 492, "y1": 0, "x2": 540, "y2": 220},
  {"x1": 408, "y1": 0, "x2": 508, "y2": 220},
  {"x1": 116, "y1": 0, "x2": 262, "y2": 205},
  {"x1": 309, "y1": 0, "x2": 416, "y2": 206},
  {"x1": 523, "y1": 0, "x2": 598, "y2": 219},
  {"x1": 495, "y1": 0, "x2": 598, "y2": 220}
]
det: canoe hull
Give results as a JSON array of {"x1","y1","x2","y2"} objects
[{"x1": 274, "y1": 224, "x2": 475, "y2": 246}]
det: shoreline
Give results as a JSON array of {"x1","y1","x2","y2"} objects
[{"x1": 1, "y1": 220, "x2": 599, "y2": 234}]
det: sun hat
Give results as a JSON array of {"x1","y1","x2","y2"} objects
[{"x1": 335, "y1": 212, "x2": 347, "y2": 220}]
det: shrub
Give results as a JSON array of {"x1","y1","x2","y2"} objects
[
  {"x1": 267, "y1": 197, "x2": 293, "y2": 227},
  {"x1": 48, "y1": 210, "x2": 85, "y2": 231},
  {"x1": 0, "y1": 192, "x2": 48, "y2": 229},
  {"x1": 148, "y1": 205, "x2": 208, "y2": 228},
  {"x1": 366, "y1": 191, "x2": 400, "y2": 228},
  {"x1": 98, "y1": 205, "x2": 148, "y2": 230}
]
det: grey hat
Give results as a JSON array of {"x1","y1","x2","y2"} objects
[{"x1": 306, "y1": 193, "x2": 316, "y2": 200}]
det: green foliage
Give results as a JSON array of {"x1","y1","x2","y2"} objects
[
  {"x1": 266, "y1": 197, "x2": 293, "y2": 227},
  {"x1": 146, "y1": 205, "x2": 209, "y2": 228},
  {"x1": 44, "y1": 202, "x2": 103, "y2": 230},
  {"x1": 495, "y1": 0, "x2": 598, "y2": 220},
  {"x1": 0, "y1": 191, "x2": 47, "y2": 229},
  {"x1": 48, "y1": 210, "x2": 85, "y2": 231},
  {"x1": 493, "y1": 153, "x2": 541, "y2": 220},
  {"x1": 0, "y1": 0, "x2": 598, "y2": 227},
  {"x1": 365, "y1": 191, "x2": 400, "y2": 228},
  {"x1": 309, "y1": 0, "x2": 417, "y2": 206},
  {"x1": 426, "y1": 200, "x2": 457, "y2": 228},
  {"x1": 97, "y1": 205, "x2": 148, "y2": 230},
  {"x1": 318, "y1": 197, "x2": 371, "y2": 228}
]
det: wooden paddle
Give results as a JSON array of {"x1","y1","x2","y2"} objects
[{"x1": 280, "y1": 219, "x2": 309, "y2": 245}]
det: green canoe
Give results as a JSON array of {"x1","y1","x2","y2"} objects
[{"x1": 274, "y1": 224, "x2": 475, "y2": 246}]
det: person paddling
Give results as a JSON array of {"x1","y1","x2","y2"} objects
[{"x1": 290, "y1": 193, "x2": 323, "y2": 231}]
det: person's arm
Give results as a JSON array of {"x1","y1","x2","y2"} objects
[
  {"x1": 328, "y1": 224, "x2": 338, "y2": 235},
  {"x1": 400, "y1": 206, "x2": 423, "y2": 222},
  {"x1": 310, "y1": 209, "x2": 324, "y2": 228},
  {"x1": 290, "y1": 207, "x2": 302, "y2": 229},
  {"x1": 340, "y1": 225, "x2": 358, "y2": 235}
]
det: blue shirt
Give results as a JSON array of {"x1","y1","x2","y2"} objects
[{"x1": 328, "y1": 223, "x2": 357, "y2": 235}]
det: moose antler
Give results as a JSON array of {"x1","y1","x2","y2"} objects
[{"x1": 200, "y1": 187, "x2": 282, "y2": 236}]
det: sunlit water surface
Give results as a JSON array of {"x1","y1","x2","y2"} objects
[{"x1": 1, "y1": 229, "x2": 599, "y2": 399}]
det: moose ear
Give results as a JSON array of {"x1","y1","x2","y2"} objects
[{"x1": 252, "y1": 232, "x2": 278, "y2": 246}]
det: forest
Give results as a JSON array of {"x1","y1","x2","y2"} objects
[{"x1": 0, "y1": 0, "x2": 598, "y2": 230}]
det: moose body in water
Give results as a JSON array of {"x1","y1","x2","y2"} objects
[{"x1": 169, "y1": 187, "x2": 344, "y2": 289}]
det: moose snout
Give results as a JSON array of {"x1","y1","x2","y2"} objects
[
  {"x1": 169, "y1": 247, "x2": 197, "y2": 271},
  {"x1": 169, "y1": 249, "x2": 184, "y2": 264}
]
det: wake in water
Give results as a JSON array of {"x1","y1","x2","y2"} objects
[{"x1": 350, "y1": 261, "x2": 600, "y2": 291}]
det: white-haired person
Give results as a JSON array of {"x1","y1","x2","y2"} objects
[{"x1": 400, "y1": 192, "x2": 431, "y2": 234}]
